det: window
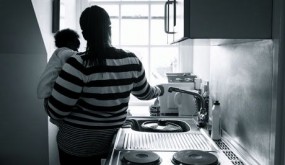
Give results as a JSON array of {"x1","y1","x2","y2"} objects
[{"x1": 84, "y1": 0, "x2": 180, "y2": 105}]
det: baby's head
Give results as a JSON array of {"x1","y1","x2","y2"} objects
[{"x1": 54, "y1": 28, "x2": 80, "y2": 51}]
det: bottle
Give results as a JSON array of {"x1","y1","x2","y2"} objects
[
  {"x1": 211, "y1": 101, "x2": 221, "y2": 140},
  {"x1": 202, "y1": 82, "x2": 209, "y2": 122}
]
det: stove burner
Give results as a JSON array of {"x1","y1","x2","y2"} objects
[
  {"x1": 121, "y1": 150, "x2": 161, "y2": 165},
  {"x1": 172, "y1": 150, "x2": 218, "y2": 165}
]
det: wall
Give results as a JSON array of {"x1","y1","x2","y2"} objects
[
  {"x1": 193, "y1": 39, "x2": 274, "y2": 164},
  {"x1": 0, "y1": 0, "x2": 48, "y2": 164},
  {"x1": 32, "y1": 0, "x2": 78, "y2": 57},
  {"x1": 190, "y1": 0, "x2": 285, "y2": 164},
  {"x1": 210, "y1": 40, "x2": 273, "y2": 164},
  {"x1": 31, "y1": 1, "x2": 59, "y2": 165},
  {"x1": 32, "y1": 0, "x2": 54, "y2": 56},
  {"x1": 178, "y1": 39, "x2": 194, "y2": 73},
  {"x1": 60, "y1": 0, "x2": 77, "y2": 30},
  {"x1": 192, "y1": 41, "x2": 210, "y2": 81},
  {"x1": 178, "y1": 39, "x2": 210, "y2": 84},
  {"x1": 271, "y1": 0, "x2": 285, "y2": 163},
  {"x1": 32, "y1": 1, "x2": 78, "y2": 165}
]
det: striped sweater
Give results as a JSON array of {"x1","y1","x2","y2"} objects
[{"x1": 47, "y1": 47, "x2": 161, "y2": 156}]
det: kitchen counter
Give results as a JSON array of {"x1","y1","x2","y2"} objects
[
  {"x1": 104, "y1": 116, "x2": 235, "y2": 165},
  {"x1": 113, "y1": 106, "x2": 248, "y2": 165}
]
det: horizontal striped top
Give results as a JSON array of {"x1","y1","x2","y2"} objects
[{"x1": 46, "y1": 47, "x2": 161, "y2": 156}]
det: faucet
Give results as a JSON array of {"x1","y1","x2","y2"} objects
[{"x1": 168, "y1": 87, "x2": 208, "y2": 127}]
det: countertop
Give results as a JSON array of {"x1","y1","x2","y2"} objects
[
  {"x1": 122, "y1": 106, "x2": 248, "y2": 165},
  {"x1": 104, "y1": 116, "x2": 235, "y2": 165}
]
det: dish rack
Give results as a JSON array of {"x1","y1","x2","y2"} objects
[{"x1": 166, "y1": 73, "x2": 197, "y2": 83}]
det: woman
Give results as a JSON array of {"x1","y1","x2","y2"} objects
[{"x1": 46, "y1": 5, "x2": 164, "y2": 165}]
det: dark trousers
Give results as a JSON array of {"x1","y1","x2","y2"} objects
[{"x1": 58, "y1": 147, "x2": 107, "y2": 165}]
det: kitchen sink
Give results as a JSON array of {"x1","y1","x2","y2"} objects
[{"x1": 123, "y1": 118, "x2": 191, "y2": 132}]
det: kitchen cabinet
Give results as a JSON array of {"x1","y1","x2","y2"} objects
[{"x1": 165, "y1": 0, "x2": 272, "y2": 43}]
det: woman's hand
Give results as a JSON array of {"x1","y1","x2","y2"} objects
[{"x1": 157, "y1": 85, "x2": 164, "y2": 96}]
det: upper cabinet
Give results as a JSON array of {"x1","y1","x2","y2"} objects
[{"x1": 164, "y1": 0, "x2": 272, "y2": 43}]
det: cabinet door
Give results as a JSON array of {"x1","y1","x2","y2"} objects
[{"x1": 189, "y1": 0, "x2": 272, "y2": 38}]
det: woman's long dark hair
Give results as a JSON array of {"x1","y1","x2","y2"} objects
[{"x1": 80, "y1": 5, "x2": 111, "y2": 67}]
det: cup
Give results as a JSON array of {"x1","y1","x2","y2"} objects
[{"x1": 174, "y1": 92, "x2": 197, "y2": 116}]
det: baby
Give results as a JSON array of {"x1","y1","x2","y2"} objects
[{"x1": 37, "y1": 29, "x2": 80, "y2": 114}]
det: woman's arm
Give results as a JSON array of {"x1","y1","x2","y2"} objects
[{"x1": 131, "y1": 60, "x2": 163, "y2": 100}]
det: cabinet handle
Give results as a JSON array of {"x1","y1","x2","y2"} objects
[
  {"x1": 164, "y1": 1, "x2": 175, "y2": 34},
  {"x1": 173, "y1": 0, "x2": 176, "y2": 27},
  {"x1": 164, "y1": 1, "x2": 170, "y2": 33}
]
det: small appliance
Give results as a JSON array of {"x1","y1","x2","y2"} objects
[{"x1": 158, "y1": 82, "x2": 195, "y2": 115}]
